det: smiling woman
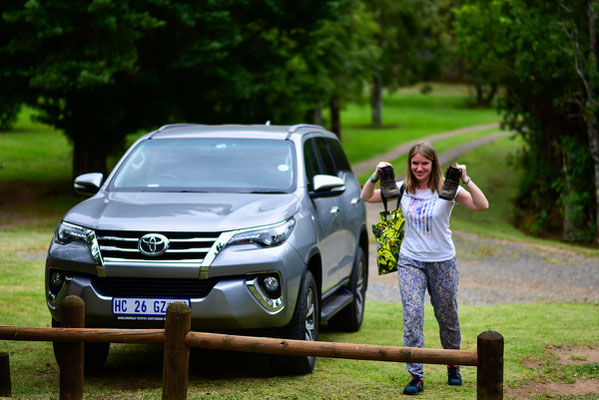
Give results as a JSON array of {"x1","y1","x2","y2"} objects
[{"x1": 360, "y1": 139, "x2": 489, "y2": 395}]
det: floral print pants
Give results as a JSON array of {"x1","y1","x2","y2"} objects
[{"x1": 397, "y1": 254, "x2": 461, "y2": 378}]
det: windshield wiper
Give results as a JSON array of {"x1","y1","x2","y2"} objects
[{"x1": 249, "y1": 190, "x2": 287, "y2": 194}]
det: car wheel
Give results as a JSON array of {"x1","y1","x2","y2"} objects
[
  {"x1": 52, "y1": 318, "x2": 110, "y2": 373},
  {"x1": 328, "y1": 247, "x2": 367, "y2": 332},
  {"x1": 271, "y1": 270, "x2": 319, "y2": 375}
]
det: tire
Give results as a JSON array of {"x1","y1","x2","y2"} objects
[
  {"x1": 328, "y1": 247, "x2": 367, "y2": 332},
  {"x1": 271, "y1": 270, "x2": 319, "y2": 375},
  {"x1": 52, "y1": 318, "x2": 110, "y2": 373}
]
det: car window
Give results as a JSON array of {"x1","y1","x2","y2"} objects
[
  {"x1": 111, "y1": 138, "x2": 296, "y2": 193},
  {"x1": 315, "y1": 138, "x2": 337, "y2": 176},
  {"x1": 327, "y1": 139, "x2": 352, "y2": 173},
  {"x1": 303, "y1": 139, "x2": 320, "y2": 191}
]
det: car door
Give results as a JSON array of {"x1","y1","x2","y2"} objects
[
  {"x1": 322, "y1": 138, "x2": 362, "y2": 285},
  {"x1": 304, "y1": 138, "x2": 344, "y2": 293}
]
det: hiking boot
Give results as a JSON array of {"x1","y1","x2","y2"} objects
[
  {"x1": 447, "y1": 365, "x2": 462, "y2": 386},
  {"x1": 439, "y1": 165, "x2": 462, "y2": 200},
  {"x1": 379, "y1": 165, "x2": 401, "y2": 198},
  {"x1": 403, "y1": 375, "x2": 424, "y2": 395}
]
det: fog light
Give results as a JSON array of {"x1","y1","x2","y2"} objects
[
  {"x1": 51, "y1": 272, "x2": 63, "y2": 287},
  {"x1": 263, "y1": 276, "x2": 279, "y2": 292}
]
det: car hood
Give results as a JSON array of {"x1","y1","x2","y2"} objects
[{"x1": 63, "y1": 191, "x2": 301, "y2": 232}]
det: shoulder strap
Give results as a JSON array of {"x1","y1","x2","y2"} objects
[
  {"x1": 397, "y1": 183, "x2": 405, "y2": 210},
  {"x1": 381, "y1": 191, "x2": 388, "y2": 214},
  {"x1": 381, "y1": 183, "x2": 405, "y2": 214}
]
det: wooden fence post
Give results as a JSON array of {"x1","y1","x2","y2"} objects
[
  {"x1": 477, "y1": 330, "x2": 504, "y2": 400},
  {"x1": 0, "y1": 352, "x2": 11, "y2": 397},
  {"x1": 59, "y1": 295, "x2": 85, "y2": 400},
  {"x1": 162, "y1": 302, "x2": 191, "y2": 400}
]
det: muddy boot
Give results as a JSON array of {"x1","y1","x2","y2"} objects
[
  {"x1": 439, "y1": 165, "x2": 462, "y2": 200},
  {"x1": 379, "y1": 165, "x2": 401, "y2": 198}
]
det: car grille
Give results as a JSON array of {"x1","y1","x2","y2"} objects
[
  {"x1": 96, "y1": 230, "x2": 221, "y2": 264},
  {"x1": 92, "y1": 277, "x2": 218, "y2": 298}
]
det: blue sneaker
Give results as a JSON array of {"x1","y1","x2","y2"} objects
[
  {"x1": 403, "y1": 375, "x2": 424, "y2": 395},
  {"x1": 447, "y1": 365, "x2": 462, "y2": 386}
]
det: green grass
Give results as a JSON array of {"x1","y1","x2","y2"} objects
[
  {"x1": 0, "y1": 125, "x2": 71, "y2": 183},
  {"x1": 341, "y1": 84, "x2": 499, "y2": 164},
  {"x1": 356, "y1": 127, "x2": 502, "y2": 183},
  {"x1": 1, "y1": 236, "x2": 597, "y2": 400},
  {"x1": 450, "y1": 135, "x2": 599, "y2": 256},
  {"x1": 1, "y1": 83, "x2": 598, "y2": 398}
]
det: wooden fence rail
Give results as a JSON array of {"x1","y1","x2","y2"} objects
[
  {"x1": 185, "y1": 331, "x2": 479, "y2": 365},
  {"x1": 0, "y1": 296, "x2": 503, "y2": 400}
]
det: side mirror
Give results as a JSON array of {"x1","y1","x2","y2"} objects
[
  {"x1": 310, "y1": 174, "x2": 345, "y2": 197},
  {"x1": 74, "y1": 173, "x2": 104, "y2": 195}
]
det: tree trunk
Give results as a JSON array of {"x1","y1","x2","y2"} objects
[
  {"x1": 484, "y1": 83, "x2": 498, "y2": 105},
  {"x1": 312, "y1": 107, "x2": 323, "y2": 126},
  {"x1": 370, "y1": 73, "x2": 383, "y2": 128},
  {"x1": 474, "y1": 82, "x2": 497, "y2": 106},
  {"x1": 561, "y1": 150, "x2": 577, "y2": 241},
  {"x1": 330, "y1": 97, "x2": 341, "y2": 139},
  {"x1": 71, "y1": 134, "x2": 109, "y2": 180},
  {"x1": 585, "y1": 0, "x2": 599, "y2": 244},
  {"x1": 475, "y1": 83, "x2": 484, "y2": 106},
  {"x1": 586, "y1": 112, "x2": 599, "y2": 244}
]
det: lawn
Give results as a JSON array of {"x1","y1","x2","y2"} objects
[
  {"x1": 0, "y1": 247, "x2": 597, "y2": 400},
  {"x1": 1, "y1": 84, "x2": 598, "y2": 398},
  {"x1": 340, "y1": 83, "x2": 500, "y2": 164}
]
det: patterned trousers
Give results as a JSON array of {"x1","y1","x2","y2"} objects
[{"x1": 397, "y1": 254, "x2": 461, "y2": 378}]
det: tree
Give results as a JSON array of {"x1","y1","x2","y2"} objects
[
  {"x1": 452, "y1": 1, "x2": 501, "y2": 105},
  {"x1": 301, "y1": 0, "x2": 379, "y2": 137},
  {"x1": 365, "y1": 0, "x2": 449, "y2": 127},
  {"x1": 2, "y1": 0, "x2": 164, "y2": 176},
  {"x1": 454, "y1": 0, "x2": 598, "y2": 244},
  {"x1": 562, "y1": 0, "x2": 599, "y2": 243},
  {"x1": 1, "y1": 0, "x2": 371, "y2": 177},
  {"x1": 0, "y1": 1, "x2": 29, "y2": 131}
]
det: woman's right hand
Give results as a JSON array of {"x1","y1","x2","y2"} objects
[{"x1": 374, "y1": 161, "x2": 392, "y2": 179}]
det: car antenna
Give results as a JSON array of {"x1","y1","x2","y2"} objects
[{"x1": 265, "y1": 120, "x2": 271, "y2": 126}]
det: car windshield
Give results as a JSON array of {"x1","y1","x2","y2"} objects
[{"x1": 111, "y1": 138, "x2": 296, "y2": 193}]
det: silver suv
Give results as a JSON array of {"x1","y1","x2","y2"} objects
[{"x1": 46, "y1": 124, "x2": 368, "y2": 374}]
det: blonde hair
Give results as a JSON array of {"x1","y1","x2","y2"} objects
[{"x1": 405, "y1": 140, "x2": 443, "y2": 194}]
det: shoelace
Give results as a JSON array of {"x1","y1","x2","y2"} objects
[
  {"x1": 448, "y1": 365, "x2": 460, "y2": 377},
  {"x1": 408, "y1": 376, "x2": 423, "y2": 386}
]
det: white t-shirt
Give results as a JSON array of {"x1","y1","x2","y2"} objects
[{"x1": 397, "y1": 180, "x2": 463, "y2": 262}]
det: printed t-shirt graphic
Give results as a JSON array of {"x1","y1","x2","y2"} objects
[{"x1": 406, "y1": 196, "x2": 437, "y2": 238}]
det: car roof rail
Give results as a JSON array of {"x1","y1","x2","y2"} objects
[
  {"x1": 156, "y1": 123, "x2": 199, "y2": 132},
  {"x1": 288, "y1": 124, "x2": 325, "y2": 134}
]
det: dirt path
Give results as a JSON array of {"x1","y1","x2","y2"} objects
[
  {"x1": 357, "y1": 126, "x2": 599, "y2": 399},
  {"x1": 367, "y1": 228, "x2": 599, "y2": 305},
  {"x1": 352, "y1": 122, "x2": 500, "y2": 177},
  {"x1": 357, "y1": 126, "x2": 599, "y2": 304}
]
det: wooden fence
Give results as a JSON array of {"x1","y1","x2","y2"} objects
[{"x1": 0, "y1": 296, "x2": 503, "y2": 399}]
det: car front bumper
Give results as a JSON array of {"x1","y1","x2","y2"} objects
[{"x1": 46, "y1": 241, "x2": 305, "y2": 331}]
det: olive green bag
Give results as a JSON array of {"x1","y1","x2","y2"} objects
[{"x1": 371, "y1": 185, "x2": 405, "y2": 275}]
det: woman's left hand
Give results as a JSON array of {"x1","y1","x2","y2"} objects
[
  {"x1": 453, "y1": 162, "x2": 489, "y2": 211},
  {"x1": 455, "y1": 163, "x2": 468, "y2": 181}
]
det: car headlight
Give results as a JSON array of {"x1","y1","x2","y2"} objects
[
  {"x1": 229, "y1": 218, "x2": 296, "y2": 247},
  {"x1": 53, "y1": 221, "x2": 104, "y2": 271},
  {"x1": 54, "y1": 221, "x2": 93, "y2": 244}
]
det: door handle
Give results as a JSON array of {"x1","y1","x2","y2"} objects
[
  {"x1": 351, "y1": 197, "x2": 360, "y2": 206},
  {"x1": 330, "y1": 206, "x2": 340, "y2": 215}
]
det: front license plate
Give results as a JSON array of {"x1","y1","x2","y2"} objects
[{"x1": 112, "y1": 297, "x2": 190, "y2": 316}]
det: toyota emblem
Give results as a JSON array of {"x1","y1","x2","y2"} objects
[{"x1": 138, "y1": 233, "x2": 170, "y2": 256}]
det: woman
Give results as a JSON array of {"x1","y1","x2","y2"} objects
[{"x1": 360, "y1": 140, "x2": 488, "y2": 396}]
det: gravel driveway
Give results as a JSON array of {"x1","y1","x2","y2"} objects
[
  {"x1": 365, "y1": 201, "x2": 599, "y2": 305},
  {"x1": 356, "y1": 127, "x2": 599, "y2": 305}
]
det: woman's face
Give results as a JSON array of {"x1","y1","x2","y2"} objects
[{"x1": 410, "y1": 152, "x2": 432, "y2": 184}]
